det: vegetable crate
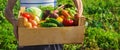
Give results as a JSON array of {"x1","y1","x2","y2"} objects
[{"x1": 18, "y1": 16, "x2": 85, "y2": 46}]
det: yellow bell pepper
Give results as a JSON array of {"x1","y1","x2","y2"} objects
[{"x1": 56, "y1": 17, "x2": 63, "y2": 23}]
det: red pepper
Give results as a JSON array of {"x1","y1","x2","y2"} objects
[{"x1": 63, "y1": 19, "x2": 74, "y2": 26}]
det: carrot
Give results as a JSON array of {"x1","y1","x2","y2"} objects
[{"x1": 61, "y1": 10, "x2": 72, "y2": 18}]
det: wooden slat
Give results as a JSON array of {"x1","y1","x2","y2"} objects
[
  {"x1": 18, "y1": 17, "x2": 85, "y2": 46},
  {"x1": 18, "y1": 26, "x2": 85, "y2": 46}
]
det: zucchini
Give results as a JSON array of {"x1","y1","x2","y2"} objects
[
  {"x1": 40, "y1": 22, "x2": 57, "y2": 27},
  {"x1": 46, "y1": 18, "x2": 64, "y2": 27}
]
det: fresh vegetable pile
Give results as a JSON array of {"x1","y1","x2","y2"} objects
[{"x1": 20, "y1": 5, "x2": 78, "y2": 28}]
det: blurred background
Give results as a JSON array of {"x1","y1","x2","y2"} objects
[{"x1": 0, "y1": 0, "x2": 120, "y2": 50}]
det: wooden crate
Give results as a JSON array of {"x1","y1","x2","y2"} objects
[{"x1": 18, "y1": 16, "x2": 85, "y2": 46}]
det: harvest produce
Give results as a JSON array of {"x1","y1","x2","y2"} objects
[
  {"x1": 56, "y1": 17, "x2": 63, "y2": 22},
  {"x1": 61, "y1": 10, "x2": 72, "y2": 18},
  {"x1": 21, "y1": 12, "x2": 31, "y2": 18},
  {"x1": 63, "y1": 18, "x2": 74, "y2": 26},
  {"x1": 40, "y1": 22, "x2": 57, "y2": 27},
  {"x1": 26, "y1": 7, "x2": 42, "y2": 19},
  {"x1": 20, "y1": 5, "x2": 78, "y2": 28},
  {"x1": 45, "y1": 18, "x2": 63, "y2": 27},
  {"x1": 20, "y1": 11, "x2": 40, "y2": 28}
]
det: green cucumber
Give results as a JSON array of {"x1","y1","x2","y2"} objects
[
  {"x1": 40, "y1": 22, "x2": 57, "y2": 27},
  {"x1": 46, "y1": 18, "x2": 64, "y2": 27}
]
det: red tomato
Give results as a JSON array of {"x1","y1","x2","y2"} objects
[{"x1": 21, "y1": 12, "x2": 31, "y2": 18}]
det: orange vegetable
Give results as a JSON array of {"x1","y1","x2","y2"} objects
[
  {"x1": 59, "y1": 15, "x2": 65, "y2": 19},
  {"x1": 61, "y1": 10, "x2": 72, "y2": 18},
  {"x1": 29, "y1": 19, "x2": 38, "y2": 26},
  {"x1": 32, "y1": 25, "x2": 37, "y2": 28}
]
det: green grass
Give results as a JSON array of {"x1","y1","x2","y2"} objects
[{"x1": 0, "y1": 0, "x2": 120, "y2": 50}]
